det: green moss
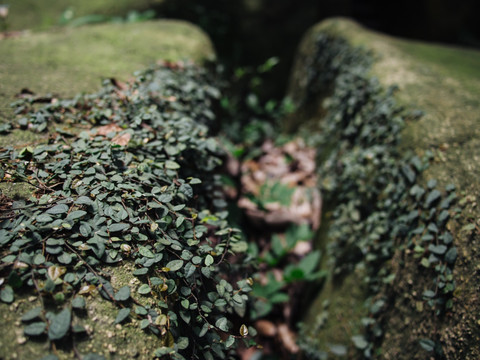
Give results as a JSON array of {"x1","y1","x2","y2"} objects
[
  {"x1": 0, "y1": 20, "x2": 214, "y2": 125},
  {"x1": 300, "y1": 270, "x2": 367, "y2": 358},
  {"x1": 4, "y1": 0, "x2": 164, "y2": 31}
]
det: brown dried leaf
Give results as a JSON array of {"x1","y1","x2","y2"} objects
[
  {"x1": 112, "y1": 133, "x2": 131, "y2": 146},
  {"x1": 96, "y1": 123, "x2": 122, "y2": 136},
  {"x1": 277, "y1": 323, "x2": 299, "y2": 353},
  {"x1": 255, "y1": 320, "x2": 277, "y2": 337}
]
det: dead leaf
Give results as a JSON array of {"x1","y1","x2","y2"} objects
[
  {"x1": 112, "y1": 132, "x2": 131, "y2": 146},
  {"x1": 96, "y1": 123, "x2": 122, "y2": 136},
  {"x1": 277, "y1": 323, "x2": 299, "y2": 353},
  {"x1": 255, "y1": 320, "x2": 277, "y2": 337}
]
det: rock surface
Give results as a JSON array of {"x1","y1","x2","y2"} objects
[
  {"x1": 288, "y1": 17, "x2": 480, "y2": 359},
  {"x1": 0, "y1": 18, "x2": 214, "y2": 360}
]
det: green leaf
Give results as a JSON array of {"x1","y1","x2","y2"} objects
[
  {"x1": 46, "y1": 204, "x2": 69, "y2": 215},
  {"x1": 165, "y1": 259, "x2": 184, "y2": 272},
  {"x1": 165, "y1": 160, "x2": 180, "y2": 169},
  {"x1": 205, "y1": 254, "x2": 214, "y2": 266},
  {"x1": 352, "y1": 335, "x2": 368, "y2": 349},
  {"x1": 215, "y1": 317, "x2": 229, "y2": 332},
  {"x1": 138, "y1": 284, "x2": 151, "y2": 295},
  {"x1": 424, "y1": 190, "x2": 441, "y2": 207},
  {"x1": 34, "y1": 254, "x2": 46, "y2": 265},
  {"x1": 225, "y1": 335, "x2": 235, "y2": 348},
  {"x1": 428, "y1": 244, "x2": 447, "y2": 255},
  {"x1": 67, "y1": 210, "x2": 87, "y2": 220},
  {"x1": 140, "y1": 319, "x2": 150, "y2": 329},
  {"x1": 21, "y1": 307, "x2": 43, "y2": 322},
  {"x1": 37, "y1": 214, "x2": 54, "y2": 223},
  {"x1": 0, "y1": 285, "x2": 14, "y2": 303},
  {"x1": 71, "y1": 297, "x2": 86, "y2": 309},
  {"x1": 176, "y1": 337, "x2": 189, "y2": 350},
  {"x1": 114, "y1": 308, "x2": 131, "y2": 324},
  {"x1": 175, "y1": 215, "x2": 185, "y2": 228},
  {"x1": 419, "y1": 339, "x2": 435, "y2": 352},
  {"x1": 115, "y1": 286, "x2": 131, "y2": 301},
  {"x1": 75, "y1": 196, "x2": 93, "y2": 205},
  {"x1": 445, "y1": 247, "x2": 457, "y2": 264},
  {"x1": 138, "y1": 246, "x2": 155, "y2": 259},
  {"x1": 48, "y1": 308, "x2": 71, "y2": 340},
  {"x1": 133, "y1": 268, "x2": 149, "y2": 276},
  {"x1": 108, "y1": 223, "x2": 130, "y2": 232},
  {"x1": 24, "y1": 321, "x2": 47, "y2": 336},
  {"x1": 298, "y1": 250, "x2": 321, "y2": 275},
  {"x1": 79, "y1": 224, "x2": 92, "y2": 237}
]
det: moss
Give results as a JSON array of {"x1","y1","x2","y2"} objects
[
  {"x1": 0, "y1": 20, "x2": 214, "y2": 125},
  {"x1": 301, "y1": 270, "x2": 367, "y2": 358},
  {"x1": 4, "y1": 0, "x2": 164, "y2": 31}
]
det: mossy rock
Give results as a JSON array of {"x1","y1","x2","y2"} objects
[
  {"x1": 289, "y1": 18, "x2": 480, "y2": 359},
  {"x1": 0, "y1": 19, "x2": 214, "y2": 199},
  {"x1": 2, "y1": 0, "x2": 164, "y2": 31},
  {"x1": 0, "y1": 21, "x2": 215, "y2": 359}
]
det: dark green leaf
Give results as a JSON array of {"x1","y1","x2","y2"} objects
[
  {"x1": 165, "y1": 259, "x2": 183, "y2": 272},
  {"x1": 215, "y1": 317, "x2": 229, "y2": 332},
  {"x1": 425, "y1": 190, "x2": 441, "y2": 208},
  {"x1": 46, "y1": 204, "x2": 69, "y2": 215},
  {"x1": 71, "y1": 297, "x2": 86, "y2": 309},
  {"x1": 138, "y1": 246, "x2": 155, "y2": 259},
  {"x1": 108, "y1": 223, "x2": 130, "y2": 232},
  {"x1": 75, "y1": 196, "x2": 93, "y2": 205},
  {"x1": 21, "y1": 307, "x2": 43, "y2": 322},
  {"x1": 133, "y1": 268, "x2": 149, "y2": 276},
  {"x1": 352, "y1": 335, "x2": 368, "y2": 349},
  {"x1": 24, "y1": 321, "x2": 47, "y2": 336},
  {"x1": 138, "y1": 284, "x2": 151, "y2": 295},
  {"x1": 0, "y1": 285, "x2": 14, "y2": 303},
  {"x1": 445, "y1": 247, "x2": 457, "y2": 264},
  {"x1": 115, "y1": 286, "x2": 131, "y2": 301},
  {"x1": 67, "y1": 210, "x2": 87, "y2": 220},
  {"x1": 419, "y1": 339, "x2": 435, "y2": 352},
  {"x1": 48, "y1": 308, "x2": 71, "y2": 340},
  {"x1": 114, "y1": 308, "x2": 131, "y2": 324}
]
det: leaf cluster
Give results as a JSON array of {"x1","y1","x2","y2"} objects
[
  {"x1": 1, "y1": 62, "x2": 251, "y2": 359},
  {"x1": 296, "y1": 34, "x2": 459, "y2": 358}
]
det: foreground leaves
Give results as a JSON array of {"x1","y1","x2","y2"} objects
[{"x1": 0, "y1": 62, "x2": 250, "y2": 358}]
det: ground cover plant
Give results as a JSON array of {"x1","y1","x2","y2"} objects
[
  {"x1": 0, "y1": 61, "x2": 254, "y2": 360},
  {"x1": 294, "y1": 34, "x2": 460, "y2": 359}
]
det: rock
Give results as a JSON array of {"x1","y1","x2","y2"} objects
[
  {"x1": 0, "y1": 15, "x2": 214, "y2": 360},
  {"x1": 287, "y1": 17, "x2": 480, "y2": 359}
]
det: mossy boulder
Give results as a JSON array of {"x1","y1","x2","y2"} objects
[
  {"x1": 0, "y1": 19, "x2": 216, "y2": 360},
  {"x1": 288, "y1": 18, "x2": 480, "y2": 359},
  {"x1": 0, "y1": 19, "x2": 214, "y2": 199}
]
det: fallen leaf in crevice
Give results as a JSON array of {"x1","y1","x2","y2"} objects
[
  {"x1": 96, "y1": 123, "x2": 123, "y2": 136},
  {"x1": 255, "y1": 319, "x2": 277, "y2": 337},
  {"x1": 277, "y1": 323, "x2": 300, "y2": 354}
]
